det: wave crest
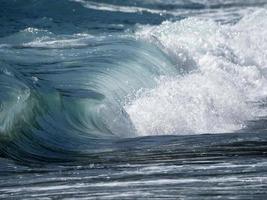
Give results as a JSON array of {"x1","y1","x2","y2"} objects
[{"x1": 125, "y1": 9, "x2": 267, "y2": 135}]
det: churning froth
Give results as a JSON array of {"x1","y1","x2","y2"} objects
[{"x1": 125, "y1": 9, "x2": 267, "y2": 136}]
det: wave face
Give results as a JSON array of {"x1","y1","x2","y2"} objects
[{"x1": 1, "y1": 0, "x2": 267, "y2": 199}]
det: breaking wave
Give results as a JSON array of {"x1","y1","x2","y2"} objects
[{"x1": 1, "y1": 5, "x2": 267, "y2": 160}]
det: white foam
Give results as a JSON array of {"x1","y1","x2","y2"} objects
[
  {"x1": 22, "y1": 33, "x2": 93, "y2": 48},
  {"x1": 71, "y1": 0, "x2": 167, "y2": 15},
  {"x1": 126, "y1": 9, "x2": 267, "y2": 136}
]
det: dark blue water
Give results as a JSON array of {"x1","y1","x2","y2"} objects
[{"x1": 1, "y1": 0, "x2": 267, "y2": 199}]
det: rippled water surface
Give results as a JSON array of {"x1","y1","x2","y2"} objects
[{"x1": 1, "y1": 0, "x2": 267, "y2": 199}]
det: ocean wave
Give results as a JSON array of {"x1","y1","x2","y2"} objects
[
  {"x1": 1, "y1": 7, "x2": 267, "y2": 161},
  {"x1": 0, "y1": 28, "x2": 179, "y2": 160}
]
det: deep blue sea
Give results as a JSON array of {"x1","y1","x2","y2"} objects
[{"x1": 1, "y1": 0, "x2": 267, "y2": 199}]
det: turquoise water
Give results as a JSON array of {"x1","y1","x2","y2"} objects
[{"x1": 1, "y1": 0, "x2": 267, "y2": 199}]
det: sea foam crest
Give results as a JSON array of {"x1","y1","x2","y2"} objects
[{"x1": 126, "y1": 9, "x2": 267, "y2": 136}]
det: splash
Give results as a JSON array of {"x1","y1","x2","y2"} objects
[{"x1": 125, "y1": 10, "x2": 267, "y2": 136}]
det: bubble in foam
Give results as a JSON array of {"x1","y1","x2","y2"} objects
[{"x1": 126, "y1": 9, "x2": 267, "y2": 136}]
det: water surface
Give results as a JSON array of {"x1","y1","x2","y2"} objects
[{"x1": 1, "y1": 0, "x2": 267, "y2": 199}]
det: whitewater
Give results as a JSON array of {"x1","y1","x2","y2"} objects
[{"x1": 1, "y1": 0, "x2": 267, "y2": 199}]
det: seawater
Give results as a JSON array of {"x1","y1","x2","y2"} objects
[{"x1": 1, "y1": 0, "x2": 267, "y2": 199}]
